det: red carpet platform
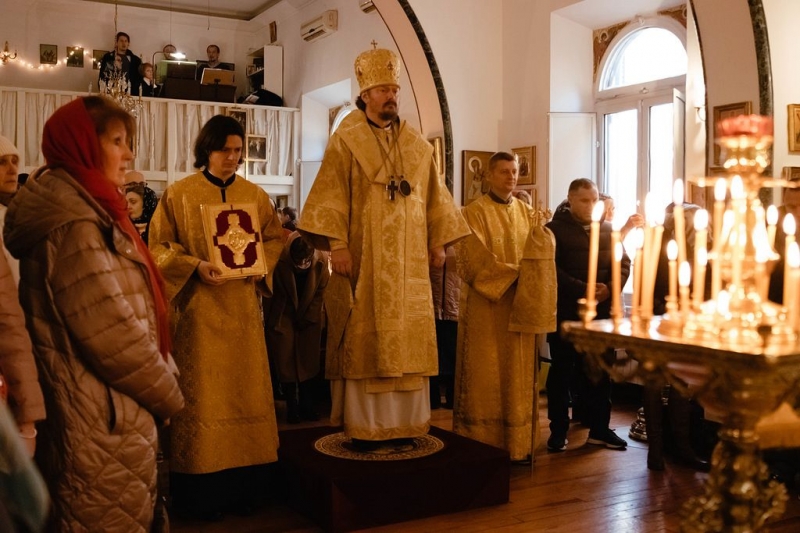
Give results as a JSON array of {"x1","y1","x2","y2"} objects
[{"x1": 278, "y1": 425, "x2": 510, "y2": 532}]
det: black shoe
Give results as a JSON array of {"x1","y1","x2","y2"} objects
[
  {"x1": 587, "y1": 428, "x2": 628, "y2": 449},
  {"x1": 547, "y1": 435, "x2": 568, "y2": 452}
]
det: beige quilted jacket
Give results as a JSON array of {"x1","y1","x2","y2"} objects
[{"x1": 4, "y1": 167, "x2": 184, "y2": 533}]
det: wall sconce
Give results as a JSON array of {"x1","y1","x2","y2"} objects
[
  {"x1": 0, "y1": 41, "x2": 18, "y2": 64},
  {"x1": 695, "y1": 105, "x2": 707, "y2": 122}
]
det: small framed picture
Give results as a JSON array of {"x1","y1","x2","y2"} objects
[
  {"x1": 246, "y1": 161, "x2": 265, "y2": 177},
  {"x1": 511, "y1": 146, "x2": 536, "y2": 185},
  {"x1": 462, "y1": 150, "x2": 492, "y2": 206},
  {"x1": 226, "y1": 108, "x2": 248, "y2": 135},
  {"x1": 788, "y1": 104, "x2": 800, "y2": 153},
  {"x1": 39, "y1": 44, "x2": 57, "y2": 65},
  {"x1": 782, "y1": 166, "x2": 800, "y2": 182},
  {"x1": 246, "y1": 134, "x2": 267, "y2": 161},
  {"x1": 66, "y1": 46, "x2": 84, "y2": 68},
  {"x1": 269, "y1": 21, "x2": 278, "y2": 44},
  {"x1": 92, "y1": 49, "x2": 108, "y2": 70}
]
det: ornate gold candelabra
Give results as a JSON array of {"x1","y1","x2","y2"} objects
[
  {"x1": 99, "y1": 71, "x2": 142, "y2": 118},
  {"x1": 565, "y1": 115, "x2": 800, "y2": 532}
]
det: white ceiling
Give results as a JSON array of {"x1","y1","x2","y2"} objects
[
  {"x1": 81, "y1": 0, "x2": 296, "y2": 21},
  {"x1": 555, "y1": 0, "x2": 686, "y2": 30}
]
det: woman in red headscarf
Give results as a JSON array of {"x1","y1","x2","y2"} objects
[{"x1": 3, "y1": 96, "x2": 184, "y2": 532}]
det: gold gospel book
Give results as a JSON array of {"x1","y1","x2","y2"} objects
[{"x1": 200, "y1": 203, "x2": 268, "y2": 279}]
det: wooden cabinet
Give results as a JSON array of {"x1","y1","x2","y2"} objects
[{"x1": 246, "y1": 45, "x2": 283, "y2": 97}]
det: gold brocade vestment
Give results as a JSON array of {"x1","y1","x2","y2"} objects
[
  {"x1": 298, "y1": 111, "x2": 470, "y2": 439},
  {"x1": 149, "y1": 172, "x2": 284, "y2": 473},
  {"x1": 454, "y1": 194, "x2": 557, "y2": 461}
]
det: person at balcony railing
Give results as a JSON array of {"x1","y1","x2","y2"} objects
[
  {"x1": 139, "y1": 62, "x2": 158, "y2": 97},
  {"x1": 2, "y1": 96, "x2": 184, "y2": 531},
  {"x1": 98, "y1": 32, "x2": 142, "y2": 92}
]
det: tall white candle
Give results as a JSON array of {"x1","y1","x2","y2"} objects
[
  {"x1": 585, "y1": 201, "x2": 606, "y2": 315},
  {"x1": 783, "y1": 214, "x2": 796, "y2": 305},
  {"x1": 679, "y1": 261, "x2": 691, "y2": 318},
  {"x1": 788, "y1": 243, "x2": 800, "y2": 332},
  {"x1": 693, "y1": 247, "x2": 707, "y2": 310},
  {"x1": 767, "y1": 204, "x2": 779, "y2": 250},
  {"x1": 713, "y1": 178, "x2": 727, "y2": 246},
  {"x1": 631, "y1": 229, "x2": 644, "y2": 322},
  {"x1": 667, "y1": 240, "x2": 678, "y2": 315},
  {"x1": 612, "y1": 240, "x2": 623, "y2": 322},
  {"x1": 673, "y1": 179, "x2": 687, "y2": 266}
]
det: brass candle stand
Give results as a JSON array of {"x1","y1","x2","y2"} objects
[
  {"x1": 567, "y1": 116, "x2": 800, "y2": 532},
  {"x1": 562, "y1": 318, "x2": 799, "y2": 532}
]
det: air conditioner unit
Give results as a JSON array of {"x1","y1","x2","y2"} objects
[{"x1": 301, "y1": 10, "x2": 338, "y2": 42}]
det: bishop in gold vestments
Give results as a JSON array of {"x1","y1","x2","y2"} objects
[
  {"x1": 298, "y1": 45, "x2": 469, "y2": 443},
  {"x1": 149, "y1": 124, "x2": 284, "y2": 477},
  {"x1": 454, "y1": 152, "x2": 556, "y2": 462}
]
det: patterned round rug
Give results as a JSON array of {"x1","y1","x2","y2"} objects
[{"x1": 314, "y1": 432, "x2": 445, "y2": 461}]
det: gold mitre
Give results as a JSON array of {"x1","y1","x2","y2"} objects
[{"x1": 354, "y1": 41, "x2": 402, "y2": 94}]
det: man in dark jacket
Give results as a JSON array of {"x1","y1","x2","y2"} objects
[
  {"x1": 98, "y1": 32, "x2": 142, "y2": 93},
  {"x1": 545, "y1": 178, "x2": 631, "y2": 452}
]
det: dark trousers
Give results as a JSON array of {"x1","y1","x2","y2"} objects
[{"x1": 546, "y1": 333, "x2": 612, "y2": 437}]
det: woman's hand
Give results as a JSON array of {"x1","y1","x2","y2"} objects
[{"x1": 197, "y1": 261, "x2": 227, "y2": 286}]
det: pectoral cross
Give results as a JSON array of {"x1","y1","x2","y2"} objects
[{"x1": 387, "y1": 177, "x2": 399, "y2": 201}]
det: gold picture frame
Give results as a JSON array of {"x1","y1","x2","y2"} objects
[
  {"x1": 511, "y1": 146, "x2": 536, "y2": 185},
  {"x1": 782, "y1": 166, "x2": 800, "y2": 182},
  {"x1": 429, "y1": 137, "x2": 444, "y2": 177},
  {"x1": 788, "y1": 104, "x2": 800, "y2": 153},
  {"x1": 200, "y1": 202, "x2": 267, "y2": 279},
  {"x1": 712, "y1": 101, "x2": 752, "y2": 165},
  {"x1": 462, "y1": 150, "x2": 492, "y2": 206}
]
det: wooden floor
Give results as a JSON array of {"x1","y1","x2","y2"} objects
[{"x1": 172, "y1": 392, "x2": 800, "y2": 533}]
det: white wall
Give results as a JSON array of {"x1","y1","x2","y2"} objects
[
  {"x1": 409, "y1": 0, "x2": 504, "y2": 205},
  {"x1": 549, "y1": 14, "x2": 594, "y2": 113},
  {"x1": 763, "y1": 0, "x2": 800, "y2": 176}
]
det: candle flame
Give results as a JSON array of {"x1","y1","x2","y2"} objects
[
  {"x1": 679, "y1": 261, "x2": 691, "y2": 287},
  {"x1": 767, "y1": 205, "x2": 779, "y2": 226},
  {"x1": 673, "y1": 179, "x2": 684, "y2": 206},
  {"x1": 783, "y1": 213, "x2": 796, "y2": 236},
  {"x1": 714, "y1": 178, "x2": 727, "y2": 201},
  {"x1": 591, "y1": 201, "x2": 605, "y2": 222},
  {"x1": 614, "y1": 241, "x2": 623, "y2": 262},
  {"x1": 698, "y1": 247, "x2": 708, "y2": 266},
  {"x1": 694, "y1": 209, "x2": 709, "y2": 231},
  {"x1": 789, "y1": 242, "x2": 800, "y2": 269},
  {"x1": 667, "y1": 240, "x2": 678, "y2": 261}
]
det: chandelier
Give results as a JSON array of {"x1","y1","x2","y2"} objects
[
  {"x1": 0, "y1": 41, "x2": 17, "y2": 64},
  {"x1": 99, "y1": 71, "x2": 142, "y2": 118}
]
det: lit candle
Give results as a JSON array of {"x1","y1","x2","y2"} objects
[
  {"x1": 788, "y1": 243, "x2": 800, "y2": 332},
  {"x1": 612, "y1": 240, "x2": 623, "y2": 323},
  {"x1": 783, "y1": 214, "x2": 796, "y2": 305},
  {"x1": 631, "y1": 228, "x2": 644, "y2": 323},
  {"x1": 713, "y1": 178, "x2": 727, "y2": 246},
  {"x1": 679, "y1": 261, "x2": 691, "y2": 318},
  {"x1": 673, "y1": 179, "x2": 687, "y2": 267},
  {"x1": 730, "y1": 176, "x2": 745, "y2": 289},
  {"x1": 693, "y1": 247, "x2": 707, "y2": 310},
  {"x1": 667, "y1": 240, "x2": 678, "y2": 316},
  {"x1": 585, "y1": 201, "x2": 606, "y2": 316},
  {"x1": 693, "y1": 208, "x2": 708, "y2": 291},
  {"x1": 754, "y1": 225, "x2": 770, "y2": 302},
  {"x1": 640, "y1": 194, "x2": 659, "y2": 320},
  {"x1": 711, "y1": 211, "x2": 733, "y2": 298},
  {"x1": 767, "y1": 204, "x2": 779, "y2": 249}
]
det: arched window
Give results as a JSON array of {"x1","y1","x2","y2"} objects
[
  {"x1": 596, "y1": 19, "x2": 687, "y2": 241},
  {"x1": 599, "y1": 27, "x2": 687, "y2": 91}
]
